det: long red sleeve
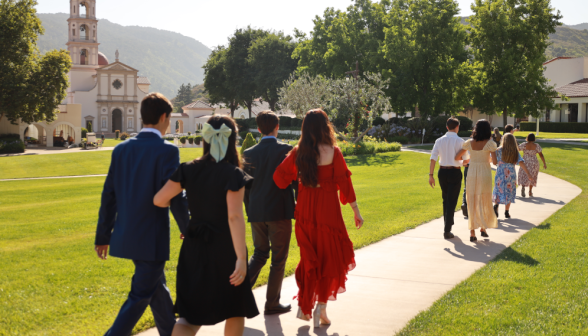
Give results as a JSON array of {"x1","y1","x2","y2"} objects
[
  {"x1": 273, "y1": 148, "x2": 298, "y2": 189},
  {"x1": 333, "y1": 148, "x2": 356, "y2": 204}
]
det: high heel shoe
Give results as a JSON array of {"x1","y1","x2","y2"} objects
[
  {"x1": 296, "y1": 307, "x2": 310, "y2": 322},
  {"x1": 493, "y1": 204, "x2": 499, "y2": 217},
  {"x1": 470, "y1": 236, "x2": 477, "y2": 242},
  {"x1": 521, "y1": 187, "x2": 526, "y2": 197},
  {"x1": 481, "y1": 230, "x2": 489, "y2": 238},
  {"x1": 312, "y1": 304, "x2": 322, "y2": 328},
  {"x1": 505, "y1": 210, "x2": 511, "y2": 219}
]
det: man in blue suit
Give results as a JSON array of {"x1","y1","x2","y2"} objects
[{"x1": 95, "y1": 92, "x2": 189, "y2": 336}]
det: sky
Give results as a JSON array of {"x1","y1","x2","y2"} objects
[{"x1": 36, "y1": 0, "x2": 587, "y2": 49}]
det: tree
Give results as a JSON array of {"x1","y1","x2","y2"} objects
[
  {"x1": 240, "y1": 133, "x2": 257, "y2": 154},
  {"x1": 248, "y1": 32, "x2": 299, "y2": 111},
  {"x1": 0, "y1": 0, "x2": 71, "y2": 124},
  {"x1": 279, "y1": 72, "x2": 390, "y2": 138},
  {"x1": 87, "y1": 121, "x2": 92, "y2": 132},
  {"x1": 383, "y1": 0, "x2": 471, "y2": 118},
  {"x1": 225, "y1": 27, "x2": 268, "y2": 118},
  {"x1": 203, "y1": 46, "x2": 239, "y2": 117},
  {"x1": 469, "y1": 0, "x2": 562, "y2": 124},
  {"x1": 293, "y1": 0, "x2": 391, "y2": 78},
  {"x1": 173, "y1": 83, "x2": 194, "y2": 112}
]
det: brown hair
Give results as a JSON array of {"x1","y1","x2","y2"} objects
[
  {"x1": 446, "y1": 117, "x2": 460, "y2": 131},
  {"x1": 140, "y1": 92, "x2": 173, "y2": 125},
  {"x1": 504, "y1": 124, "x2": 514, "y2": 133},
  {"x1": 256, "y1": 110, "x2": 279, "y2": 135},
  {"x1": 500, "y1": 133, "x2": 519, "y2": 164},
  {"x1": 526, "y1": 133, "x2": 536, "y2": 142},
  {"x1": 199, "y1": 115, "x2": 241, "y2": 168},
  {"x1": 296, "y1": 109, "x2": 336, "y2": 187}
]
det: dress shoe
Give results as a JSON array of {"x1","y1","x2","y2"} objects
[
  {"x1": 443, "y1": 232, "x2": 455, "y2": 239},
  {"x1": 493, "y1": 204, "x2": 499, "y2": 217},
  {"x1": 481, "y1": 230, "x2": 489, "y2": 238},
  {"x1": 470, "y1": 236, "x2": 477, "y2": 242},
  {"x1": 461, "y1": 204, "x2": 468, "y2": 218},
  {"x1": 265, "y1": 303, "x2": 292, "y2": 315},
  {"x1": 505, "y1": 210, "x2": 511, "y2": 219}
]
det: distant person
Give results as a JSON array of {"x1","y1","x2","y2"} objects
[
  {"x1": 242, "y1": 110, "x2": 296, "y2": 315},
  {"x1": 95, "y1": 93, "x2": 189, "y2": 336},
  {"x1": 154, "y1": 116, "x2": 259, "y2": 336},
  {"x1": 274, "y1": 109, "x2": 363, "y2": 328},
  {"x1": 101, "y1": 133, "x2": 105, "y2": 142},
  {"x1": 492, "y1": 127, "x2": 502, "y2": 146},
  {"x1": 429, "y1": 117, "x2": 469, "y2": 239},
  {"x1": 455, "y1": 119, "x2": 497, "y2": 242},
  {"x1": 518, "y1": 133, "x2": 546, "y2": 197},
  {"x1": 461, "y1": 133, "x2": 473, "y2": 218},
  {"x1": 492, "y1": 133, "x2": 534, "y2": 218},
  {"x1": 504, "y1": 124, "x2": 515, "y2": 134}
]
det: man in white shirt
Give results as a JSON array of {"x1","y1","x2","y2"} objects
[{"x1": 429, "y1": 117, "x2": 468, "y2": 239}]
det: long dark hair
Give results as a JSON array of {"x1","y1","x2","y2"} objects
[
  {"x1": 296, "y1": 109, "x2": 336, "y2": 187},
  {"x1": 472, "y1": 119, "x2": 492, "y2": 141},
  {"x1": 199, "y1": 115, "x2": 241, "y2": 168}
]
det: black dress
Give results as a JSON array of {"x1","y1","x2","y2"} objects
[{"x1": 170, "y1": 159, "x2": 259, "y2": 325}]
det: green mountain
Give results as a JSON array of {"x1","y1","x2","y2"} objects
[
  {"x1": 565, "y1": 23, "x2": 588, "y2": 31},
  {"x1": 546, "y1": 26, "x2": 588, "y2": 59},
  {"x1": 36, "y1": 13, "x2": 211, "y2": 98}
]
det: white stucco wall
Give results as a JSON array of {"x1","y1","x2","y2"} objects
[{"x1": 544, "y1": 57, "x2": 588, "y2": 89}]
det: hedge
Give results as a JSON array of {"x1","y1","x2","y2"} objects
[
  {"x1": 240, "y1": 133, "x2": 257, "y2": 154},
  {"x1": 519, "y1": 121, "x2": 588, "y2": 133},
  {"x1": 0, "y1": 138, "x2": 25, "y2": 154}
]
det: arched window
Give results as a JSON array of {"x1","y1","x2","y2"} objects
[
  {"x1": 80, "y1": 49, "x2": 88, "y2": 65},
  {"x1": 80, "y1": 24, "x2": 88, "y2": 40},
  {"x1": 79, "y1": 2, "x2": 87, "y2": 18}
]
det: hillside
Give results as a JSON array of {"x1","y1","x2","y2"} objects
[
  {"x1": 36, "y1": 13, "x2": 211, "y2": 98},
  {"x1": 546, "y1": 26, "x2": 588, "y2": 59},
  {"x1": 565, "y1": 23, "x2": 588, "y2": 31}
]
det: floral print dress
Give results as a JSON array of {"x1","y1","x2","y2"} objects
[
  {"x1": 492, "y1": 148, "x2": 524, "y2": 205},
  {"x1": 518, "y1": 142, "x2": 542, "y2": 187}
]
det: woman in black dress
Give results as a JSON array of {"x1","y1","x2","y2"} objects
[{"x1": 154, "y1": 116, "x2": 258, "y2": 336}]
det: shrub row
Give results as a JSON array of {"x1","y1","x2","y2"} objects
[
  {"x1": 519, "y1": 121, "x2": 588, "y2": 133},
  {"x1": 0, "y1": 138, "x2": 25, "y2": 154},
  {"x1": 235, "y1": 117, "x2": 303, "y2": 132}
]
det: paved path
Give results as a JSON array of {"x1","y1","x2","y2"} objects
[{"x1": 137, "y1": 150, "x2": 582, "y2": 336}]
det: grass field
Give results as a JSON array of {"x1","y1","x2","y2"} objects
[
  {"x1": 514, "y1": 132, "x2": 588, "y2": 140},
  {"x1": 0, "y1": 149, "x2": 204, "y2": 179},
  {"x1": 0, "y1": 150, "x2": 452, "y2": 335},
  {"x1": 399, "y1": 143, "x2": 588, "y2": 335}
]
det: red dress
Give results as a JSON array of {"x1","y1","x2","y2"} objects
[{"x1": 273, "y1": 146, "x2": 356, "y2": 315}]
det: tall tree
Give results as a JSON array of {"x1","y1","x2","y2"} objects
[
  {"x1": 469, "y1": 0, "x2": 562, "y2": 124},
  {"x1": 383, "y1": 0, "x2": 471, "y2": 118},
  {"x1": 0, "y1": 0, "x2": 71, "y2": 124},
  {"x1": 203, "y1": 46, "x2": 239, "y2": 117},
  {"x1": 173, "y1": 83, "x2": 194, "y2": 112},
  {"x1": 225, "y1": 27, "x2": 267, "y2": 118},
  {"x1": 248, "y1": 32, "x2": 299, "y2": 111},
  {"x1": 293, "y1": 0, "x2": 391, "y2": 78}
]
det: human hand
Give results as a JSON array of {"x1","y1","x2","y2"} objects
[
  {"x1": 229, "y1": 258, "x2": 247, "y2": 286},
  {"x1": 543, "y1": 164, "x2": 547, "y2": 170},
  {"x1": 429, "y1": 175, "x2": 435, "y2": 188},
  {"x1": 95, "y1": 245, "x2": 109, "y2": 260},
  {"x1": 354, "y1": 211, "x2": 364, "y2": 229}
]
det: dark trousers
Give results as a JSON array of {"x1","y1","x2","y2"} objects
[
  {"x1": 438, "y1": 169, "x2": 463, "y2": 233},
  {"x1": 105, "y1": 260, "x2": 175, "y2": 336},
  {"x1": 248, "y1": 220, "x2": 292, "y2": 310},
  {"x1": 462, "y1": 166, "x2": 469, "y2": 212}
]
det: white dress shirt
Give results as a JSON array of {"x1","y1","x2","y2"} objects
[
  {"x1": 140, "y1": 128, "x2": 162, "y2": 138},
  {"x1": 430, "y1": 132, "x2": 469, "y2": 167}
]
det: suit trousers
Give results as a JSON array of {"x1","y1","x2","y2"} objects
[
  {"x1": 462, "y1": 166, "x2": 469, "y2": 211},
  {"x1": 105, "y1": 260, "x2": 175, "y2": 336},
  {"x1": 248, "y1": 220, "x2": 292, "y2": 310},
  {"x1": 438, "y1": 169, "x2": 463, "y2": 233}
]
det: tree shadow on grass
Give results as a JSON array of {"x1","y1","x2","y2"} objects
[
  {"x1": 535, "y1": 222, "x2": 551, "y2": 230},
  {"x1": 345, "y1": 153, "x2": 401, "y2": 167}
]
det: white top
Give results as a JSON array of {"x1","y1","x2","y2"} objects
[
  {"x1": 430, "y1": 132, "x2": 469, "y2": 167},
  {"x1": 140, "y1": 128, "x2": 162, "y2": 138}
]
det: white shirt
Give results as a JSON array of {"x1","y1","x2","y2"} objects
[
  {"x1": 430, "y1": 132, "x2": 469, "y2": 167},
  {"x1": 140, "y1": 128, "x2": 162, "y2": 138}
]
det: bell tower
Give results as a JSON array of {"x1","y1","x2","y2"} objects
[{"x1": 66, "y1": 0, "x2": 99, "y2": 67}]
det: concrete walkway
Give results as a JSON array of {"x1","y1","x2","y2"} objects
[{"x1": 137, "y1": 151, "x2": 581, "y2": 336}]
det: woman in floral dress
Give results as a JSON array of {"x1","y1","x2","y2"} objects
[
  {"x1": 518, "y1": 133, "x2": 547, "y2": 197},
  {"x1": 493, "y1": 134, "x2": 534, "y2": 219}
]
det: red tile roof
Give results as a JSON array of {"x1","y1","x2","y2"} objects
[
  {"x1": 183, "y1": 100, "x2": 212, "y2": 109},
  {"x1": 543, "y1": 56, "x2": 575, "y2": 65},
  {"x1": 555, "y1": 78, "x2": 588, "y2": 97},
  {"x1": 137, "y1": 76, "x2": 151, "y2": 84}
]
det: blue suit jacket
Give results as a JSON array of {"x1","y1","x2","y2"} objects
[{"x1": 95, "y1": 132, "x2": 189, "y2": 261}]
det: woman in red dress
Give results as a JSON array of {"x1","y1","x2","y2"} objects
[{"x1": 273, "y1": 109, "x2": 364, "y2": 328}]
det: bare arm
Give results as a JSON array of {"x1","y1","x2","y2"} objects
[
  {"x1": 539, "y1": 152, "x2": 547, "y2": 169},
  {"x1": 227, "y1": 187, "x2": 248, "y2": 286},
  {"x1": 429, "y1": 159, "x2": 436, "y2": 188},
  {"x1": 154, "y1": 180, "x2": 183, "y2": 208},
  {"x1": 349, "y1": 201, "x2": 364, "y2": 229},
  {"x1": 491, "y1": 152, "x2": 498, "y2": 165},
  {"x1": 455, "y1": 149, "x2": 468, "y2": 161}
]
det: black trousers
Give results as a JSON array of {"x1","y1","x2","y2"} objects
[
  {"x1": 438, "y1": 169, "x2": 463, "y2": 233},
  {"x1": 462, "y1": 166, "x2": 469, "y2": 210},
  {"x1": 248, "y1": 219, "x2": 292, "y2": 310}
]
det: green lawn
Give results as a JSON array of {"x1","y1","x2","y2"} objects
[
  {"x1": 514, "y1": 132, "x2": 588, "y2": 139},
  {"x1": 399, "y1": 143, "x2": 588, "y2": 335},
  {"x1": 0, "y1": 148, "x2": 204, "y2": 179},
  {"x1": 0, "y1": 151, "x2": 453, "y2": 335},
  {"x1": 407, "y1": 144, "x2": 434, "y2": 150},
  {"x1": 101, "y1": 139, "x2": 124, "y2": 147}
]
